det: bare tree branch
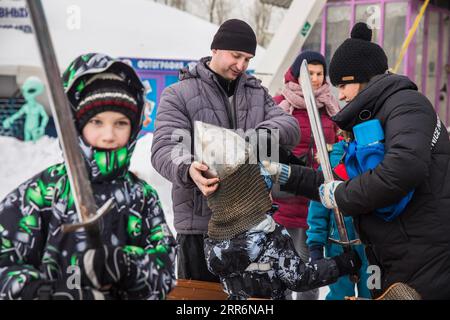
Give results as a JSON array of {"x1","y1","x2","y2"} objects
[
  {"x1": 169, "y1": 0, "x2": 186, "y2": 10},
  {"x1": 209, "y1": 0, "x2": 216, "y2": 23},
  {"x1": 252, "y1": 0, "x2": 273, "y2": 47},
  {"x1": 214, "y1": 0, "x2": 230, "y2": 25}
]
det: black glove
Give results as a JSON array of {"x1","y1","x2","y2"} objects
[
  {"x1": 76, "y1": 245, "x2": 134, "y2": 290},
  {"x1": 249, "y1": 128, "x2": 302, "y2": 166},
  {"x1": 308, "y1": 245, "x2": 324, "y2": 263},
  {"x1": 332, "y1": 249, "x2": 362, "y2": 277},
  {"x1": 279, "y1": 146, "x2": 307, "y2": 166}
]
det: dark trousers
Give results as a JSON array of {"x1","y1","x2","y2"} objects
[{"x1": 176, "y1": 234, "x2": 220, "y2": 282}]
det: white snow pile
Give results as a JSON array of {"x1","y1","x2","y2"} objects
[{"x1": 0, "y1": 135, "x2": 63, "y2": 199}]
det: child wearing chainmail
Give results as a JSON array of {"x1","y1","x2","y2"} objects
[{"x1": 200, "y1": 122, "x2": 361, "y2": 300}]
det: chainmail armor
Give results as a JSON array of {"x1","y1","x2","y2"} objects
[{"x1": 207, "y1": 164, "x2": 272, "y2": 241}]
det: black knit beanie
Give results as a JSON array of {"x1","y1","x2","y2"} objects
[
  {"x1": 74, "y1": 77, "x2": 139, "y2": 133},
  {"x1": 210, "y1": 19, "x2": 257, "y2": 56},
  {"x1": 291, "y1": 50, "x2": 327, "y2": 80},
  {"x1": 329, "y1": 22, "x2": 388, "y2": 86}
]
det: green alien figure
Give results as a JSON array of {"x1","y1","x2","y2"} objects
[{"x1": 2, "y1": 76, "x2": 49, "y2": 141}]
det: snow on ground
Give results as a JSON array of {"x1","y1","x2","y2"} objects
[
  {"x1": 0, "y1": 135, "x2": 63, "y2": 200},
  {"x1": 0, "y1": 133, "x2": 330, "y2": 299}
]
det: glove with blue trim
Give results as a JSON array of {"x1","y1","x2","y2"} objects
[
  {"x1": 319, "y1": 181, "x2": 343, "y2": 209},
  {"x1": 261, "y1": 160, "x2": 291, "y2": 185}
]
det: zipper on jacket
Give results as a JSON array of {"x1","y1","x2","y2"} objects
[{"x1": 212, "y1": 76, "x2": 240, "y2": 129}]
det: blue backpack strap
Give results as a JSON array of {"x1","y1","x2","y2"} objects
[{"x1": 375, "y1": 190, "x2": 415, "y2": 221}]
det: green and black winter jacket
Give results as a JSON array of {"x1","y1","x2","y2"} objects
[{"x1": 0, "y1": 160, "x2": 176, "y2": 300}]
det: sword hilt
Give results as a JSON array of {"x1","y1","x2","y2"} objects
[{"x1": 328, "y1": 238, "x2": 362, "y2": 246}]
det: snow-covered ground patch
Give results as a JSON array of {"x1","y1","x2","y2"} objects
[{"x1": 0, "y1": 135, "x2": 63, "y2": 199}]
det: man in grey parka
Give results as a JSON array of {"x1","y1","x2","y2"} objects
[{"x1": 151, "y1": 19, "x2": 300, "y2": 282}]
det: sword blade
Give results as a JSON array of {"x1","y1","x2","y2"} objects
[
  {"x1": 26, "y1": 0, "x2": 101, "y2": 247},
  {"x1": 299, "y1": 60, "x2": 351, "y2": 246}
]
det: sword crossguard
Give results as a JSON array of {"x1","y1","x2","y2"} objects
[
  {"x1": 328, "y1": 238, "x2": 362, "y2": 246},
  {"x1": 62, "y1": 198, "x2": 114, "y2": 233}
]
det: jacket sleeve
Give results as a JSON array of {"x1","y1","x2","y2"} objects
[
  {"x1": 282, "y1": 164, "x2": 324, "y2": 201},
  {"x1": 151, "y1": 85, "x2": 195, "y2": 189},
  {"x1": 204, "y1": 236, "x2": 251, "y2": 277},
  {"x1": 306, "y1": 201, "x2": 330, "y2": 247},
  {"x1": 124, "y1": 183, "x2": 177, "y2": 300},
  {"x1": 267, "y1": 226, "x2": 341, "y2": 292},
  {"x1": 335, "y1": 97, "x2": 436, "y2": 216},
  {"x1": 0, "y1": 171, "x2": 52, "y2": 299},
  {"x1": 0, "y1": 167, "x2": 114, "y2": 300},
  {"x1": 256, "y1": 88, "x2": 300, "y2": 150}
]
